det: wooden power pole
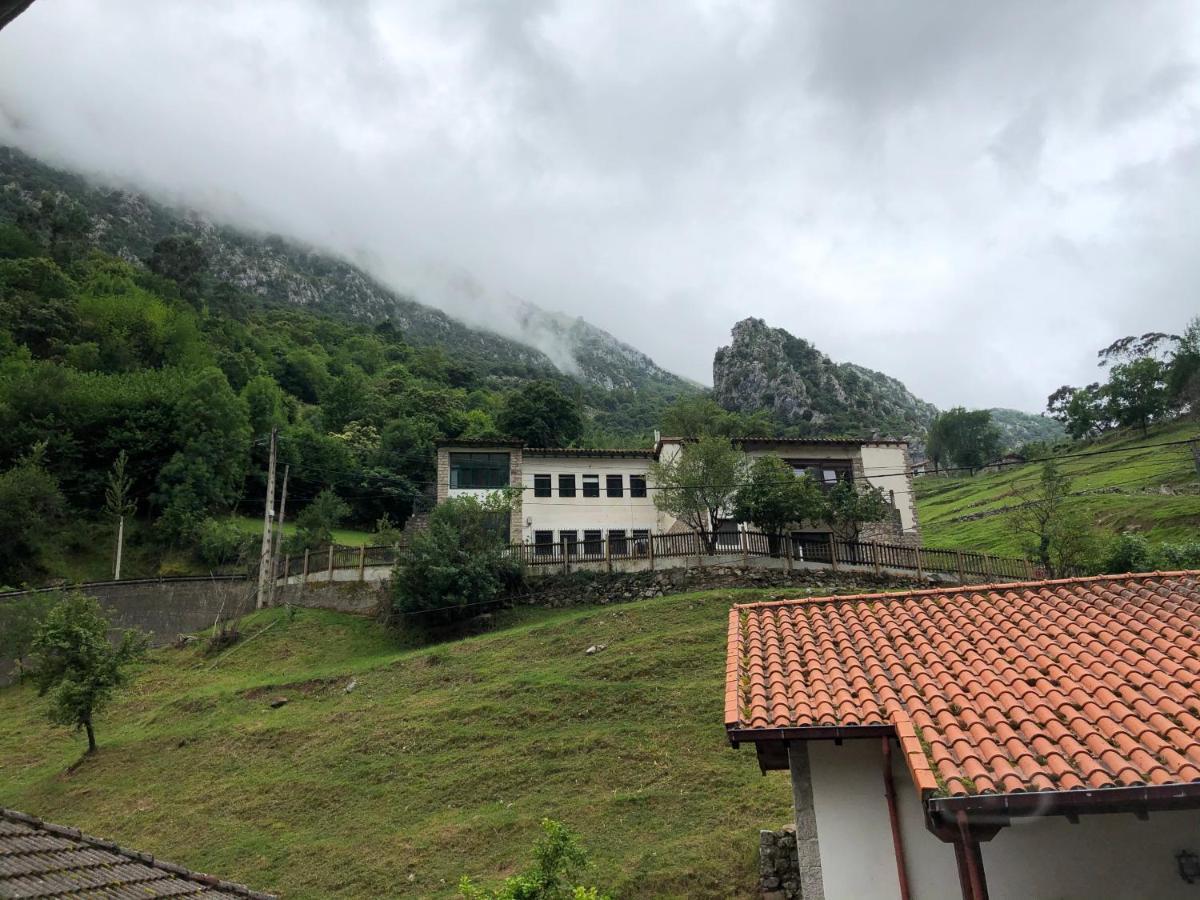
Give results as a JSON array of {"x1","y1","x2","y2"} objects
[
  {"x1": 267, "y1": 464, "x2": 289, "y2": 609},
  {"x1": 256, "y1": 427, "x2": 278, "y2": 609}
]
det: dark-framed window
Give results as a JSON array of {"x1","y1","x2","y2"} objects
[
  {"x1": 449, "y1": 452, "x2": 509, "y2": 489},
  {"x1": 787, "y1": 458, "x2": 853, "y2": 491},
  {"x1": 608, "y1": 529, "x2": 627, "y2": 556},
  {"x1": 582, "y1": 474, "x2": 600, "y2": 497},
  {"x1": 534, "y1": 530, "x2": 554, "y2": 555},
  {"x1": 559, "y1": 474, "x2": 576, "y2": 498},
  {"x1": 583, "y1": 529, "x2": 603, "y2": 555},
  {"x1": 561, "y1": 529, "x2": 578, "y2": 555},
  {"x1": 533, "y1": 474, "x2": 551, "y2": 498},
  {"x1": 632, "y1": 528, "x2": 650, "y2": 556},
  {"x1": 715, "y1": 521, "x2": 740, "y2": 548},
  {"x1": 606, "y1": 474, "x2": 624, "y2": 498},
  {"x1": 629, "y1": 474, "x2": 647, "y2": 498}
]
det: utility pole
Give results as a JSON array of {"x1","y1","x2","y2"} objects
[
  {"x1": 113, "y1": 515, "x2": 125, "y2": 581},
  {"x1": 256, "y1": 427, "x2": 278, "y2": 609},
  {"x1": 267, "y1": 465, "x2": 289, "y2": 609}
]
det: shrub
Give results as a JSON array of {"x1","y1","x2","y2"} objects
[
  {"x1": 1101, "y1": 533, "x2": 1159, "y2": 575},
  {"x1": 287, "y1": 488, "x2": 351, "y2": 553},
  {"x1": 392, "y1": 493, "x2": 522, "y2": 626},
  {"x1": 459, "y1": 819, "x2": 610, "y2": 900},
  {"x1": 196, "y1": 517, "x2": 257, "y2": 567},
  {"x1": 1159, "y1": 541, "x2": 1200, "y2": 569}
]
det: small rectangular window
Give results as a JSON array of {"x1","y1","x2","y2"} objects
[
  {"x1": 583, "y1": 529, "x2": 603, "y2": 556},
  {"x1": 534, "y1": 530, "x2": 554, "y2": 555},
  {"x1": 632, "y1": 528, "x2": 650, "y2": 557},
  {"x1": 560, "y1": 529, "x2": 578, "y2": 555},
  {"x1": 629, "y1": 474, "x2": 647, "y2": 498},
  {"x1": 533, "y1": 474, "x2": 551, "y2": 498},
  {"x1": 608, "y1": 529, "x2": 627, "y2": 556},
  {"x1": 606, "y1": 474, "x2": 624, "y2": 498},
  {"x1": 558, "y1": 474, "x2": 576, "y2": 498},
  {"x1": 582, "y1": 474, "x2": 600, "y2": 497}
]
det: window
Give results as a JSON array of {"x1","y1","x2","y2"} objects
[
  {"x1": 606, "y1": 474, "x2": 624, "y2": 498},
  {"x1": 560, "y1": 530, "x2": 578, "y2": 555},
  {"x1": 582, "y1": 474, "x2": 600, "y2": 497},
  {"x1": 787, "y1": 459, "x2": 852, "y2": 491},
  {"x1": 715, "y1": 521, "x2": 740, "y2": 548},
  {"x1": 583, "y1": 529, "x2": 603, "y2": 556},
  {"x1": 558, "y1": 474, "x2": 576, "y2": 498},
  {"x1": 449, "y1": 452, "x2": 509, "y2": 489},
  {"x1": 534, "y1": 530, "x2": 554, "y2": 555},
  {"x1": 608, "y1": 529, "x2": 628, "y2": 556},
  {"x1": 632, "y1": 528, "x2": 650, "y2": 557},
  {"x1": 629, "y1": 474, "x2": 647, "y2": 498},
  {"x1": 533, "y1": 474, "x2": 551, "y2": 498}
]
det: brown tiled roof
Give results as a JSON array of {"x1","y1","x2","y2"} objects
[
  {"x1": 0, "y1": 809, "x2": 276, "y2": 899},
  {"x1": 726, "y1": 572, "x2": 1200, "y2": 800}
]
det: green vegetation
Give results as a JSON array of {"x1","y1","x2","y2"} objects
[
  {"x1": 460, "y1": 818, "x2": 610, "y2": 900},
  {"x1": 650, "y1": 435, "x2": 747, "y2": 552},
  {"x1": 732, "y1": 456, "x2": 824, "y2": 546},
  {"x1": 926, "y1": 407, "x2": 1002, "y2": 471},
  {"x1": 915, "y1": 420, "x2": 1200, "y2": 558},
  {"x1": 0, "y1": 590, "x2": 837, "y2": 898}
]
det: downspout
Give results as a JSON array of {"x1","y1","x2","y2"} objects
[{"x1": 881, "y1": 737, "x2": 913, "y2": 900}]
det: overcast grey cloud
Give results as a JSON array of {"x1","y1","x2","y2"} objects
[{"x1": 1, "y1": 0, "x2": 1198, "y2": 411}]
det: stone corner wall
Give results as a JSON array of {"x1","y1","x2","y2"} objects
[{"x1": 759, "y1": 826, "x2": 801, "y2": 899}]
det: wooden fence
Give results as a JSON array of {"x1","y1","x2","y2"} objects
[{"x1": 274, "y1": 532, "x2": 1036, "y2": 584}]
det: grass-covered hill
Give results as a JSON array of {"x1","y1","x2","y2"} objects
[
  {"x1": 915, "y1": 420, "x2": 1200, "y2": 557},
  {"x1": 0, "y1": 589, "x2": 827, "y2": 899}
]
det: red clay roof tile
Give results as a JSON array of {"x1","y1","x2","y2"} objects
[{"x1": 726, "y1": 571, "x2": 1200, "y2": 799}]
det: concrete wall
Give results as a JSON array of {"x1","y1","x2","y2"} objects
[{"x1": 802, "y1": 738, "x2": 1200, "y2": 900}]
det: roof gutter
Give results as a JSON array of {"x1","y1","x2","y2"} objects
[
  {"x1": 726, "y1": 724, "x2": 894, "y2": 747},
  {"x1": 928, "y1": 782, "x2": 1200, "y2": 828}
]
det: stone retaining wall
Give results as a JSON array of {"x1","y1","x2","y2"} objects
[{"x1": 759, "y1": 827, "x2": 801, "y2": 899}]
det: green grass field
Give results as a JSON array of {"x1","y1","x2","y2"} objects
[
  {"x1": 915, "y1": 420, "x2": 1200, "y2": 557},
  {"x1": 228, "y1": 515, "x2": 375, "y2": 547},
  {"x1": 0, "y1": 588, "x2": 872, "y2": 898}
]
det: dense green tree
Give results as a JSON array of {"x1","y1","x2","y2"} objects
[
  {"x1": 821, "y1": 479, "x2": 892, "y2": 542},
  {"x1": 1047, "y1": 383, "x2": 1108, "y2": 440},
  {"x1": 497, "y1": 381, "x2": 583, "y2": 448},
  {"x1": 30, "y1": 593, "x2": 146, "y2": 753},
  {"x1": 1009, "y1": 461, "x2": 1093, "y2": 577},
  {"x1": 650, "y1": 435, "x2": 748, "y2": 553},
  {"x1": 1104, "y1": 357, "x2": 1168, "y2": 434},
  {"x1": 146, "y1": 234, "x2": 208, "y2": 305},
  {"x1": 926, "y1": 408, "x2": 1002, "y2": 470},
  {"x1": 733, "y1": 456, "x2": 825, "y2": 551},
  {"x1": 659, "y1": 395, "x2": 774, "y2": 438},
  {"x1": 1167, "y1": 317, "x2": 1200, "y2": 413},
  {"x1": 0, "y1": 445, "x2": 64, "y2": 586},
  {"x1": 0, "y1": 256, "x2": 78, "y2": 357},
  {"x1": 291, "y1": 488, "x2": 351, "y2": 551},
  {"x1": 392, "y1": 493, "x2": 522, "y2": 626}
]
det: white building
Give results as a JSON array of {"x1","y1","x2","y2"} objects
[{"x1": 435, "y1": 436, "x2": 919, "y2": 548}]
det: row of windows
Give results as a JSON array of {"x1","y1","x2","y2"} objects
[
  {"x1": 532, "y1": 473, "x2": 647, "y2": 499},
  {"x1": 533, "y1": 528, "x2": 651, "y2": 555}
]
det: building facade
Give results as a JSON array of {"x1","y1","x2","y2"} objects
[{"x1": 434, "y1": 436, "x2": 919, "y2": 548}]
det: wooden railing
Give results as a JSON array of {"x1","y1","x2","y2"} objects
[
  {"x1": 507, "y1": 531, "x2": 1035, "y2": 582},
  {"x1": 275, "y1": 533, "x2": 1036, "y2": 584}
]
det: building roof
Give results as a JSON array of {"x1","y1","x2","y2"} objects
[
  {"x1": 524, "y1": 447, "x2": 654, "y2": 459},
  {"x1": 725, "y1": 572, "x2": 1200, "y2": 804},
  {"x1": 0, "y1": 808, "x2": 276, "y2": 899}
]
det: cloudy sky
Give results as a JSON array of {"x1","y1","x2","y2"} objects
[{"x1": 2, "y1": 1, "x2": 1198, "y2": 411}]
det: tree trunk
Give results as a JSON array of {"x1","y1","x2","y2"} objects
[{"x1": 84, "y1": 718, "x2": 96, "y2": 753}]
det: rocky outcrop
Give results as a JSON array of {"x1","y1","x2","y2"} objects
[{"x1": 713, "y1": 317, "x2": 937, "y2": 436}]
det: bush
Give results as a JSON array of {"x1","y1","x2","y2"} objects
[
  {"x1": 1100, "y1": 534, "x2": 1200, "y2": 574},
  {"x1": 1159, "y1": 541, "x2": 1200, "y2": 569},
  {"x1": 392, "y1": 494, "x2": 522, "y2": 626},
  {"x1": 459, "y1": 819, "x2": 610, "y2": 900},
  {"x1": 196, "y1": 517, "x2": 257, "y2": 567},
  {"x1": 287, "y1": 488, "x2": 351, "y2": 553}
]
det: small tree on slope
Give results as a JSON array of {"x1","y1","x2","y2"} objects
[{"x1": 31, "y1": 593, "x2": 146, "y2": 754}]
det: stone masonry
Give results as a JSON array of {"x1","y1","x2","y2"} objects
[{"x1": 759, "y1": 826, "x2": 802, "y2": 899}]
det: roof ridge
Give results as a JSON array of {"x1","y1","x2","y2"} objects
[
  {"x1": 0, "y1": 808, "x2": 276, "y2": 899},
  {"x1": 731, "y1": 569, "x2": 1200, "y2": 611}
]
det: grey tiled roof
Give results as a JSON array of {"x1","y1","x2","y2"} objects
[{"x1": 0, "y1": 810, "x2": 275, "y2": 899}]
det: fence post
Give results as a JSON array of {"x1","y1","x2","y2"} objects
[
  {"x1": 283, "y1": 554, "x2": 291, "y2": 585},
  {"x1": 741, "y1": 529, "x2": 749, "y2": 568},
  {"x1": 1024, "y1": 558, "x2": 1034, "y2": 579},
  {"x1": 302, "y1": 549, "x2": 310, "y2": 591},
  {"x1": 562, "y1": 539, "x2": 569, "y2": 575},
  {"x1": 955, "y1": 550, "x2": 965, "y2": 583},
  {"x1": 606, "y1": 535, "x2": 612, "y2": 574},
  {"x1": 983, "y1": 554, "x2": 993, "y2": 581},
  {"x1": 873, "y1": 542, "x2": 882, "y2": 577},
  {"x1": 648, "y1": 534, "x2": 655, "y2": 571},
  {"x1": 327, "y1": 545, "x2": 335, "y2": 582},
  {"x1": 784, "y1": 534, "x2": 793, "y2": 573},
  {"x1": 829, "y1": 533, "x2": 839, "y2": 573},
  {"x1": 915, "y1": 547, "x2": 924, "y2": 581},
  {"x1": 357, "y1": 545, "x2": 366, "y2": 582}
]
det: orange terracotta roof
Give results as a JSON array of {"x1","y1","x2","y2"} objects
[{"x1": 726, "y1": 571, "x2": 1200, "y2": 800}]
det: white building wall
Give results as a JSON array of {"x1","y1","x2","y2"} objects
[
  {"x1": 859, "y1": 445, "x2": 916, "y2": 532},
  {"x1": 806, "y1": 739, "x2": 1200, "y2": 900},
  {"x1": 517, "y1": 456, "x2": 666, "y2": 543}
]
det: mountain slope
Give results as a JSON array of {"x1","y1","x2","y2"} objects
[
  {"x1": 713, "y1": 317, "x2": 938, "y2": 437},
  {"x1": 986, "y1": 407, "x2": 1066, "y2": 449},
  {"x1": 0, "y1": 146, "x2": 693, "y2": 399}
]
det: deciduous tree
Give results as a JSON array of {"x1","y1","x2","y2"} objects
[
  {"x1": 497, "y1": 381, "x2": 583, "y2": 448},
  {"x1": 650, "y1": 436, "x2": 747, "y2": 553},
  {"x1": 733, "y1": 455, "x2": 824, "y2": 551}
]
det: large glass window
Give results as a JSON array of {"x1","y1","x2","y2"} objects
[
  {"x1": 608, "y1": 529, "x2": 628, "y2": 556},
  {"x1": 559, "y1": 474, "x2": 576, "y2": 498},
  {"x1": 533, "y1": 474, "x2": 552, "y2": 497},
  {"x1": 787, "y1": 459, "x2": 852, "y2": 490},
  {"x1": 583, "y1": 529, "x2": 603, "y2": 556},
  {"x1": 534, "y1": 530, "x2": 554, "y2": 555},
  {"x1": 582, "y1": 474, "x2": 600, "y2": 497},
  {"x1": 606, "y1": 474, "x2": 624, "y2": 498},
  {"x1": 449, "y1": 452, "x2": 510, "y2": 489},
  {"x1": 630, "y1": 474, "x2": 647, "y2": 498}
]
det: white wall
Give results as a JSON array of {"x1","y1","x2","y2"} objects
[
  {"x1": 859, "y1": 445, "x2": 916, "y2": 533},
  {"x1": 806, "y1": 739, "x2": 1200, "y2": 900},
  {"x1": 518, "y1": 456, "x2": 665, "y2": 542}
]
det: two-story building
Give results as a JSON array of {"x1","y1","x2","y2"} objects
[{"x1": 435, "y1": 435, "x2": 920, "y2": 551}]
